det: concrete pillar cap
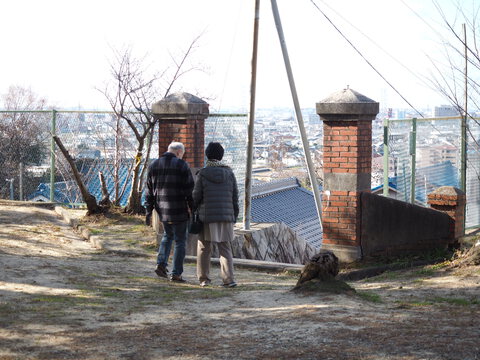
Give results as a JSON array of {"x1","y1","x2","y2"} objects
[
  {"x1": 428, "y1": 186, "x2": 465, "y2": 197},
  {"x1": 151, "y1": 92, "x2": 209, "y2": 117},
  {"x1": 432, "y1": 186, "x2": 465, "y2": 195},
  {"x1": 316, "y1": 87, "x2": 379, "y2": 117}
]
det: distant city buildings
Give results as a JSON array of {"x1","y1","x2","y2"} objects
[
  {"x1": 432, "y1": 105, "x2": 460, "y2": 118},
  {"x1": 7, "y1": 102, "x2": 478, "y2": 227}
]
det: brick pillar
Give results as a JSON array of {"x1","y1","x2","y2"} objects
[
  {"x1": 427, "y1": 186, "x2": 465, "y2": 240},
  {"x1": 316, "y1": 87, "x2": 379, "y2": 258},
  {"x1": 151, "y1": 92, "x2": 209, "y2": 169}
]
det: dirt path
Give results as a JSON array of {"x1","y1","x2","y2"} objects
[{"x1": 0, "y1": 202, "x2": 479, "y2": 360}]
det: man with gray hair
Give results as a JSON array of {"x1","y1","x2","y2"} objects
[{"x1": 145, "y1": 141, "x2": 194, "y2": 282}]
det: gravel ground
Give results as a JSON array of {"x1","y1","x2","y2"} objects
[{"x1": 0, "y1": 201, "x2": 479, "y2": 360}]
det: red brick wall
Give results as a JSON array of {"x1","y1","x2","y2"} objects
[
  {"x1": 322, "y1": 120, "x2": 372, "y2": 247},
  {"x1": 322, "y1": 190, "x2": 360, "y2": 246},
  {"x1": 158, "y1": 117, "x2": 205, "y2": 168},
  {"x1": 323, "y1": 121, "x2": 372, "y2": 175},
  {"x1": 427, "y1": 188, "x2": 466, "y2": 240}
]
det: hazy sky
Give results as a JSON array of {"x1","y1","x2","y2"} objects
[{"x1": 0, "y1": 0, "x2": 472, "y2": 112}]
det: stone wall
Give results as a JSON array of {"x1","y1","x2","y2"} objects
[{"x1": 187, "y1": 222, "x2": 317, "y2": 265}]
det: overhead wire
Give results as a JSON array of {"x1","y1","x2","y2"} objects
[
  {"x1": 309, "y1": 0, "x2": 480, "y2": 183},
  {"x1": 315, "y1": 0, "x2": 432, "y2": 95},
  {"x1": 317, "y1": 0, "x2": 480, "y2": 130},
  {"x1": 399, "y1": 0, "x2": 480, "y2": 181},
  {"x1": 309, "y1": 0, "x2": 425, "y2": 119},
  {"x1": 309, "y1": 0, "x2": 456, "y2": 149}
]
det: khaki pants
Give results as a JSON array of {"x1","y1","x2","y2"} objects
[{"x1": 197, "y1": 240, "x2": 235, "y2": 284}]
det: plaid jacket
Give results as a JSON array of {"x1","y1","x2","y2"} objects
[{"x1": 145, "y1": 152, "x2": 194, "y2": 222}]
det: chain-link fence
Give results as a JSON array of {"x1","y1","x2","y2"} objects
[
  {"x1": 0, "y1": 110, "x2": 52, "y2": 201},
  {"x1": 205, "y1": 113, "x2": 248, "y2": 215},
  {"x1": 384, "y1": 116, "x2": 480, "y2": 228},
  {"x1": 465, "y1": 116, "x2": 480, "y2": 228},
  {"x1": 0, "y1": 110, "x2": 248, "y2": 210},
  {"x1": 3, "y1": 109, "x2": 480, "y2": 228},
  {"x1": 250, "y1": 109, "x2": 320, "y2": 187}
]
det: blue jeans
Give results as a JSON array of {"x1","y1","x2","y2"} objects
[{"x1": 157, "y1": 221, "x2": 188, "y2": 276}]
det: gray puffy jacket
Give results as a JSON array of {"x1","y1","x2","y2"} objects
[{"x1": 192, "y1": 164, "x2": 239, "y2": 223}]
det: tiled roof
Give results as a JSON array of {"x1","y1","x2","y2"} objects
[
  {"x1": 28, "y1": 160, "x2": 137, "y2": 206},
  {"x1": 251, "y1": 177, "x2": 322, "y2": 249}
]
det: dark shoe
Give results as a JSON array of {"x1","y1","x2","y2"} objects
[
  {"x1": 155, "y1": 265, "x2": 168, "y2": 278},
  {"x1": 199, "y1": 280, "x2": 212, "y2": 287},
  {"x1": 222, "y1": 282, "x2": 237, "y2": 288},
  {"x1": 170, "y1": 274, "x2": 186, "y2": 283}
]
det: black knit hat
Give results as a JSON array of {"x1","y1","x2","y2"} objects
[{"x1": 205, "y1": 142, "x2": 224, "y2": 160}]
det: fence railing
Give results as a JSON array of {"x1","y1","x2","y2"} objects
[
  {"x1": 0, "y1": 110, "x2": 247, "y2": 211},
  {"x1": 382, "y1": 115, "x2": 480, "y2": 228},
  {"x1": 2, "y1": 109, "x2": 479, "y2": 229}
]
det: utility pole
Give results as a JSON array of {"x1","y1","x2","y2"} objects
[
  {"x1": 270, "y1": 0, "x2": 323, "y2": 233},
  {"x1": 243, "y1": 0, "x2": 261, "y2": 230}
]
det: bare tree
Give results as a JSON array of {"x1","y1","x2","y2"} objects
[
  {"x1": 427, "y1": 1, "x2": 480, "y2": 119},
  {"x1": 53, "y1": 136, "x2": 103, "y2": 215},
  {"x1": 423, "y1": 1, "x2": 480, "y2": 188},
  {"x1": 98, "y1": 37, "x2": 202, "y2": 214},
  {"x1": 0, "y1": 86, "x2": 49, "y2": 199}
]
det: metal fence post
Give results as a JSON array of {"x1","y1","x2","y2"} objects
[
  {"x1": 461, "y1": 23, "x2": 467, "y2": 193},
  {"x1": 383, "y1": 117, "x2": 389, "y2": 196},
  {"x1": 409, "y1": 118, "x2": 417, "y2": 204},
  {"x1": 19, "y1": 162, "x2": 24, "y2": 201},
  {"x1": 9, "y1": 179, "x2": 14, "y2": 200},
  {"x1": 50, "y1": 109, "x2": 57, "y2": 202},
  {"x1": 461, "y1": 117, "x2": 467, "y2": 193}
]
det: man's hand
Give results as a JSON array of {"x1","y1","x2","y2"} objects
[{"x1": 145, "y1": 213, "x2": 152, "y2": 227}]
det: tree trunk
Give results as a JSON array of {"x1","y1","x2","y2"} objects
[
  {"x1": 124, "y1": 144, "x2": 145, "y2": 214},
  {"x1": 139, "y1": 126, "x2": 154, "y2": 193},
  {"x1": 113, "y1": 115, "x2": 121, "y2": 206},
  {"x1": 98, "y1": 171, "x2": 111, "y2": 208},
  {"x1": 53, "y1": 136, "x2": 103, "y2": 215}
]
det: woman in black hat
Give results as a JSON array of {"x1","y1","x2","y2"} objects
[{"x1": 192, "y1": 142, "x2": 239, "y2": 287}]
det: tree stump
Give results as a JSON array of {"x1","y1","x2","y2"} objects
[{"x1": 292, "y1": 250, "x2": 355, "y2": 294}]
